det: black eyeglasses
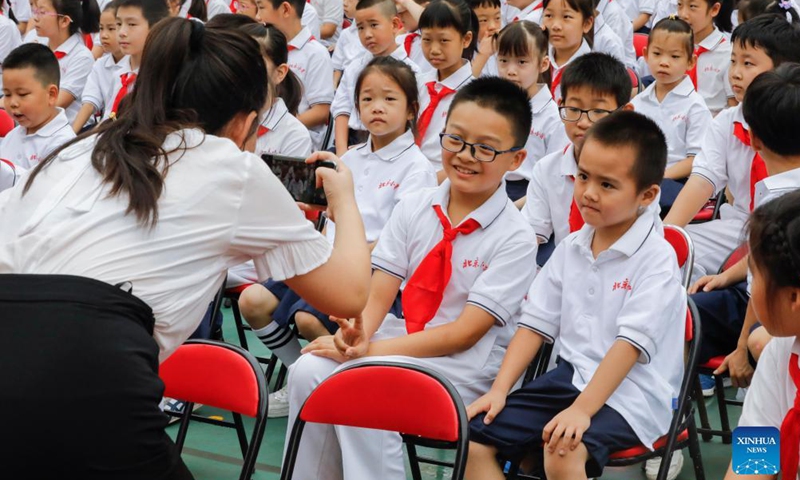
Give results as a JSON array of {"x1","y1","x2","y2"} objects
[
  {"x1": 439, "y1": 133, "x2": 523, "y2": 163},
  {"x1": 558, "y1": 106, "x2": 620, "y2": 123}
]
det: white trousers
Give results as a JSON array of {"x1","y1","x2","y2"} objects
[{"x1": 685, "y1": 208, "x2": 747, "y2": 282}]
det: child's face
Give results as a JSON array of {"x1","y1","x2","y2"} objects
[
  {"x1": 256, "y1": 0, "x2": 288, "y2": 31},
  {"x1": 238, "y1": 0, "x2": 259, "y2": 19},
  {"x1": 474, "y1": 4, "x2": 501, "y2": 40},
  {"x1": 99, "y1": 9, "x2": 121, "y2": 55},
  {"x1": 357, "y1": 71, "x2": 412, "y2": 141},
  {"x1": 677, "y1": 0, "x2": 718, "y2": 34},
  {"x1": 2, "y1": 67, "x2": 58, "y2": 134},
  {"x1": 574, "y1": 138, "x2": 657, "y2": 232},
  {"x1": 33, "y1": 0, "x2": 71, "y2": 40},
  {"x1": 441, "y1": 101, "x2": 526, "y2": 198},
  {"x1": 421, "y1": 27, "x2": 471, "y2": 78},
  {"x1": 542, "y1": 0, "x2": 592, "y2": 52},
  {"x1": 644, "y1": 30, "x2": 695, "y2": 87},
  {"x1": 560, "y1": 85, "x2": 619, "y2": 152},
  {"x1": 355, "y1": 7, "x2": 401, "y2": 56},
  {"x1": 749, "y1": 261, "x2": 800, "y2": 337},
  {"x1": 498, "y1": 45, "x2": 549, "y2": 97},
  {"x1": 729, "y1": 41, "x2": 775, "y2": 103},
  {"x1": 117, "y1": 6, "x2": 150, "y2": 57}
]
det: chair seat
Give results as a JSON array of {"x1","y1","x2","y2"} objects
[
  {"x1": 609, "y1": 430, "x2": 690, "y2": 459},
  {"x1": 692, "y1": 208, "x2": 714, "y2": 222},
  {"x1": 699, "y1": 356, "x2": 725, "y2": 370},
  {"x1": 225, "y1": 283, "x2": 254, "y2": 296}
]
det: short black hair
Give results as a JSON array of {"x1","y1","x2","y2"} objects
[
  {"x1": 582, "y1": 111, "x2": 667, "y2": 191},
  {"x1": 466, "y1": 0, "x2": 500, "y2": 9},
  {"x1": 116, "y1": 0, "x2": 171, "y2": 26},
  {"x1": 355, "y1": 0, "x2": 397, "y2": 16},
  {"x1": 266, "y1": 0, "x2": 305, "y2": 17},
  {"x1": 743, "y1": 63, "x2": 800, "y2": 156},
  {"x1": 732, "y1": 14, "x2": 800, "y2": 67},
  {"x1": 446, "y1": 76, "x2": 532, "y2": 147},
  {"x1": 206, "y1": 12, "x2": 258, "y2": 29},
  {"x1": 3, "y1": 44, "x2": 60, "y2": 88},
  {"x1": 560, "y1": 52, "x2": 632, "y2": 109}
]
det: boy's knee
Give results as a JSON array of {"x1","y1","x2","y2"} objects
[
  {"x1": 543, "y1": 443, "x2": 589, "y2": 480},
  {"x1": 238, "y1": 284, "x2": 278, "y2": 325},
  {"x1": 287, "y1": 353, "x2": 339, "y2": 403},
  {"x1": 295, "y1": 311, "x2": 323, "y2": 338}
]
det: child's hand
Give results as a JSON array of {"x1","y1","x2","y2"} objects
[
  {"x1": 542, "y1": 406, "x2": 591, "y2": 456},
  {"x1": 714, "y1": 345, "x2": 754, "y2": 388},
  {"x1": 466, "y1": 389, "x2": 507, "y2": 423},
  {"x1": 301, "y1": 335, "x2": 349, "y2": 363},
  {"x1": 476, "y1": 33, "x2": 496, "y2": 57},
  {"x1": 330, "y1": 315, "x2": 369, "y2": 360},
  {"x1": 306, "y1": 151, "x2": 354, "y2": 223},
  {"x1": 688, "y1": 272, "x2": 731, "y2": 294}
]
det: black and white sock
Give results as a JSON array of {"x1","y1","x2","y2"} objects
[{"x1": 253, "y1": 322, "x2": 302, "y2": 366}]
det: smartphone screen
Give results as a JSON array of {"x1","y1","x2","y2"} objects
[{"x1": 262, "y1": 154, "x2": 328, "y2": 206}]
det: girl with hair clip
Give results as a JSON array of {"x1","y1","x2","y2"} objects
[
  {"x1": 541, "y1": 0, "x2": 594, "y2": 103},
  {"x1": 676, "y1": 0, "x2": 735, "y2": 114},
  {"x1": 29, "y1": 0, "x2": 99, "y2": 122},
  {"x1": 0, "y1": 17, "x2": 370, "y2": 478},
  {"x1": 417, "y1": 0, "x2": 478, "y2": 175},
  {"x1": 242, "y1": 23, "x2": 313, "y2": 158},
  {"x1": 496, "y1": 20, "x2": 568, "y2": 200}
]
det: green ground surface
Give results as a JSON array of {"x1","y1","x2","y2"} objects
[{"x1": 168, "y1": 308, "x2": 740, "y2": 479}]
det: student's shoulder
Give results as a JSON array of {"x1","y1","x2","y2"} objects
[
  {"x1": 305, "y1": 39, "x2": 333, "y2": 58},
  {"x1": 494, "y1": 200, "x2": 536, "y2": 241},
  {"x1": 633, "y1": 224, "x2": 681, "y2": 277}
]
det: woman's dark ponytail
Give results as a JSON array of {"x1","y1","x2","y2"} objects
[{"x1": 25, "y1": 18, "x2": 268, "y2": 226}]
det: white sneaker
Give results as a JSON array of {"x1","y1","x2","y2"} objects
[
  {"x1": 645, "y1": 451, "x2": 684, "y2": 480},
  {"x1": 268, "y1": 385, "x2": 290, "y2": 418}
]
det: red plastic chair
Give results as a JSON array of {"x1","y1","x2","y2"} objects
[
  {"x1": 0, "y1": 109, "x2": 15, "y2": 137},
  {"x1": 694, "y1": 242, "x2": 750, "y2": 444},
  {"x1": 634, "y1": 32, "x2": 649, "y2": 58},
  {"x1": 280, "y1": 361, "x2": 469, "y2": 480},
  {"x1": 628, "y1": 67, "x2": 643, "y2": 95},
  {"x1": 664, "y1": 225, "x2": 694, "y2": 290},
  {"x1": 690, "y1": 190, "x2": 726, "y2": 224},
  {"x1": 159, "y1": 340, "x2": 269, "y2": 480}
]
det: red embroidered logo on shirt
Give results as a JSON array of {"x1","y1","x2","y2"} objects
[
  {"x1": 288, "y1": 63, "x2": 306, "y2": 75},
  {"x1": 671, "y1": 114, "x2": 687, "y2": 122},
  {"x1": 462, "y1": 258, "x2": 489, "y2": 270},
  {"x1": 612, "y1": 278, "x2": 632, "y2": 291},
  {"x1": 702, "y1": 65, "x2": 721, "y2": 74},
  {"x1": 378, "y1": 180, "x2": 400, "y2": 190},
  {"x1": 530, "y1": 129, "x2": 545, "y2": 140}
]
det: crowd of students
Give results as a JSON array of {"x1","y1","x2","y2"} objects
[{"x1": 1, "y1": 0, "x2": 800, "y2": 477}]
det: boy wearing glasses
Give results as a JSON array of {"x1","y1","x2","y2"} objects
[
  {"x1": 283, "y1": 77, "x2": 538, "y2": 480},
  {"x1": 520, "y1": 53, "x2": 662, "y2": 250}
]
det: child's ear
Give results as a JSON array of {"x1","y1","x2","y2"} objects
[
  {"x1": 687, "y1": 51, "x2": 697, "y2": 71},
  {"x1": 789, "y1": 288, "x2": 800, "y2": 314},
  {"x1": 281, "y1": 1, "x2": 293, "y2": 17},
  {"x1": 48, "y1": 85, "x2": 59, "y2": 105},
  {"x1": 642, "y1": 46, "x2": 648, "y2": 58},
  {"x1": 539, "y1": 54, "x2": 550, "y2": 73},
  {"x1": 507, "y1": 148, "x2": 527, "y2": 172},
  {"x1": 462, "y1": 30, "x2": 473, "y2": 49},
  {"x1": 709, "y1": 0, "x2": 721, "y2": 17},
  {"x1": 582, "y1": 15, "x2": 594, "y2": 34},
  {"x1": 622, "y1": 102, "x2": 634, "y2": 111},
  {"x1": 391, "y1": 15, "x2": 403, "y2": 34},
  {"x1": 638, "y1": 183, "x2": 660, "y2": 208},
  {"x1": 275, "y1": 63, "x2": 289, "y2": 84}
]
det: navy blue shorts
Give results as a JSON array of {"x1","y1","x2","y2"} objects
[
  {"x1": 469, "y1": 360, "x2": 640, "y2": 478},
  {"x1": 264, "y1": 279, "x2": 403, "y2": 335}
]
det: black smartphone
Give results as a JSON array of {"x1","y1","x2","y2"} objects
[{"x1": 261, "y1": 154, "x2": 336, "y2": 206}]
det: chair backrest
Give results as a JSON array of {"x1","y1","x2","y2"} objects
[
  {"x1": 160, "y1": 340, "x2": 266, "y2": 418},
  {"x1": 0, "y1": 110, "x2": 15, "y2": 137},
  {"x1": 720, "y1": 243, "x2": 749, "y2": 274},
  {"x1": 663, "y1": 225, "x2": 694, "y2": 290},
  {"x1": 299, "y1": 362, "x2": 465, "y2": 442},
  {"x1": 633, "y1": 33, "x2": 649, "y2": 58}
]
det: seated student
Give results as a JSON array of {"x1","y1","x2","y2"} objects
[
  {"x1": 597, "y1": 0, "x2": 635, "y2": 66},
  {"x1": 664, "y1": 15, "x2": 800, "y2": 281},
  {"x1": 620, "y1": 0, "x2": 655, "y2": 31},
  {"x1": 631, "y1": 16, "x2": 712, "y2": 213},
  {"x1": 592, "y1": 0, "x2": 627, "y2": 65},
  {"x1": 691, "y1": 64, "x2": 800, "y2": 403},
  {"x1": 308, "y1": 0, "x2": 343, "y2": 47},
  {"x1": 467, "y1": 110, "x2": 685, "y2": 480},
  {"x1": 104, "y1": 0, "x2": 171, "y2": 121},
  {"x1": 239, "y1": 57, "x2": 436, "y2": 418},
  {"x1": 415, "y1": 0, "x2": 476, "y2": 174},
  {"x1": 72, "y1": 1, "x2": 124, "y2": 132},
  {"x1": 496, "y1": 21, "x2": 569, "y2": 200},
  {"x1": 0, "y1": 44, "x2": 76, "y2": 171},
  {"x1": 395, "y1": 0, "x2": 434, "y2": 71},
  {"x1": 284, "y1": 76, "x2": 537, "y2": 480},
  {"x1": 542, "y1": 0, "x2": 594, "y2": 104},
  {"x1": 258, "y1": 0, "x2": 333, "y2": 150},
  {"x1": 468, "y1": 0, "x2": 502, "y2": 77},
  {"x1": 0, "y1": 8, "x2": 22, "y2": 92},
  {"x1": 28, "y1": 0, "x2": 99, "y2": 124},
  {"x1": 332, "y1": 0, "x2": 418, "y2": 156},
  {"x1": 332, "y1": 0, "x2": 367, "y2": 87}
]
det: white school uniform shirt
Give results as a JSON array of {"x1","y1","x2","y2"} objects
[
  {"x1": 691, "y1": 104, "x2": 754, "y2": 222},
  {"x1": 255, "y1": 98, "x2": 313, "y2": 158},
  {"x1": 519, "y1": 211, "x2": 685, "y2": 448},
  {"x1": 301, "y1": 4, "x2": 322, "y2": 41},
  {"x1": 599, "y1": 0, "x2": 635, "y2": 67},
  {"x1": 549, "y1": 39, "x2": 592, "y2": 104},
  {"x1": 0, "y1": 108, "x2": 75, "y2": 169},
  {"x1": 0, "y1": 129, "x2": 332, "y2": 362},
  {"x1": 396, "y1": 31, "x2": 435, "y2": 74},
  {"x1": 325, "y1": 130, "x2": 437, "y2": 243},
  {"x1": 510, "y1": 0, "x2": 544, "y2": 23},
  {"x1": 332, "y1": 44, "x2": 420, "y2": 132},
  {"x1": 0, "y1": 13, "x2": 21, "y2": 91},
  {"x1": 505, "y1": 86, "x2": 568, "y2": 182},
  {"x1": 310, "y1": 0, "x2": 343, "y2": 48},
  {"x1": 416, "y1": 61, "x2": 473, "y2": 170},
  {"x1": 593, "y1": 13, "x2": 627, "y2": 65},
  {"x1": 4, "y1": 0, "x2": 30, "y2": 22},
  {"x1": 81, "y1": 53, "x2": 122, "y2": 118},
  {"x1": 207, "y1": 0, "x2": 232, "y2": 18},
  {"x1": 372, "y1": 180, "x2": 538, "y2": 375},
  {"x1": 102, "y1": 55, "x2": 137, "y2": 121},
  {"x1": 331, "y1": 23, "x2": 367, "y2": 72},
  {"x1": 288, "y1": 26, "x2": 333, "y2": 149},
  {"x1": 631, "y1": 76, "x2": 712, "y2": 168},
  {"x1": 695, "y1": 28, "x2": 733, "y2": 115},
  {"x1": 0, "y1": 159, "x2": 17, "y2": 192},
  {"x1": 46, "y1": 34, "x2": 95, "y2": 123},
  {"x1": 618, "y1": 0, "x2": 655, "y2": 23}
]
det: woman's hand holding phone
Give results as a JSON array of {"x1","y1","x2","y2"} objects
[{"x1": 303, "y1": 152, "x2": 354, "y2": 223}]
